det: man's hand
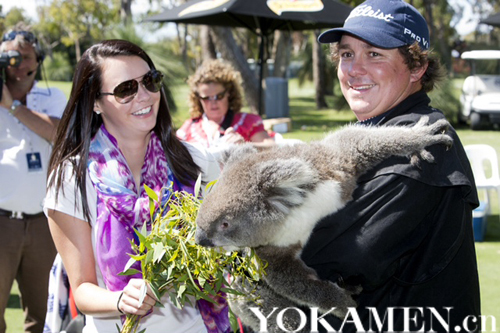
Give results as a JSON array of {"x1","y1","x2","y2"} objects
[{"x1": 0, "y1": 83, "x2": 14, "y2": 110}]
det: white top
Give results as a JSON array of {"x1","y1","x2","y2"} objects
[
  {"x1": 0, "y1": 81, "x2": 66, "y2": 213},
  {"x1": 44, "y1": 143, "x2": 220, "y2": 333}
]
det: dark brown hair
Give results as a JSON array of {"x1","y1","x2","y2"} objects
[{"x1": 48, "y1": 39, "x2": 200, "y2": 221}]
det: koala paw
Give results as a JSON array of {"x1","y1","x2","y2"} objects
[
  {"x1": 409, "y1": 117, "x2": 453, "y2": 166},
  {"x1": 315, "y1": 281, "x2": 360, "y2": 319}
]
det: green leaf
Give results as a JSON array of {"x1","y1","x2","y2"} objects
[
  {"x1": 221, "y1": 287, "x2": 244, "y2": 296},
  {"x1": 145, "y1": 249, "x2": 154, "y2": 266},
  {"x1": 194, "y1": 173, "x2": 202, "y2": 197},
  {"x1": 118, "y1": 268, "x2": 141, "y2": 276},
  {"x1": 138, "y1": 281, "x2": 147, "y2": 306},
  {"x1": 128, "y1": 254, "x2": 146, "y2": 261},
  {"x1": 206, "y1": 179, "x2": 218, "y2": 193},
  {"x1": 229, "y1": 308, "x2": 241, "y2": 333},
  {"x1": 123, "y1": 257, "x2": 137, "y2": 272},
  {"x1": 152, "y1": 243, "x2": 166, "y2": 264},
  {"x1": 177, "y1": 284, "x2": 186, "y2": 298},
  {"x1": 144, "y1": 184, "x2": 158, "y2": 202}
]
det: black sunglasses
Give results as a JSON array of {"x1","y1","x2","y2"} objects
[
  {"x1": 2, "y1": 30, "x2": 37, "y2": 43},
  {"x1": 197, "y1": 90, "x2": 227, "y2": 102},
  {"x1": 98, "y1": 69, "x2": 164, "y2": 104}
]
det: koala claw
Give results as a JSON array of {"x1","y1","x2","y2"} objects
[{"x1": 345, "y1": 284, "x2": 363, "y2": 296}]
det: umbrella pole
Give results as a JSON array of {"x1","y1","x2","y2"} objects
[{"x1": 258, "y1": 33, "x2": 265, "y2": 116}]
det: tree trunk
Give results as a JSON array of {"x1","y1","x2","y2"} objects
[
  {"x1": 200, "y1": 25, "x2": 217, "y2": 61},
  {"x1": 421, "y1": 0, "x2": 450, "y2": 71},
  {"x1": 271, "y1": 30, "x2": 291, "y2": 78},
  {"x1": 75, "y1": 38, "x2": 81, "y2": 63},
  {"x1": 210, "y1": 26, "x2": 260, "y2": 115},
  {"x1": 120, "y1": 0, "x2": 132, "y2": 25},
  {"x1": 313, "y1": 30, "x2": 328, "y2": 109},
  {"x1": 176, "y1": 24, "x2": 189, "y2": 71}
]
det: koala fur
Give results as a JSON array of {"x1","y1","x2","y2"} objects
[{"x1": 195, "y1": 117, "x2": 453, "y2": 332}]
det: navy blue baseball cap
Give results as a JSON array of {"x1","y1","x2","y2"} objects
[{"x1": 318, "y1": 0, "x2": 430, "y2": 50}]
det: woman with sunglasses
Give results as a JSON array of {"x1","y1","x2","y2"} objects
[
  {"x1": 177, "y1": 59, "x2": 274, "y2": 149},
  {"x1": 44, "y1": 40, "x2": 227, "y2": 333}
]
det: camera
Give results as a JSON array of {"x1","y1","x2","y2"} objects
[{"x1": 0, "y1": 50, "x2": 22, "y2": 101}]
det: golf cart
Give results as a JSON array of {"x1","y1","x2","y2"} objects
[{"x1": 459, "y1": 50, "x2": 500, "y2": 130}]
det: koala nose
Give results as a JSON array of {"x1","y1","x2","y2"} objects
[
  {"x1": 197, "y1": 237, "x2": 215, "y2": 248},
  {"x1": 195, "y1": 229, "x2": 215, "y2": 247}
]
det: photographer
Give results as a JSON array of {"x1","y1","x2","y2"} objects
[{"x1": 0, "y1": 23, "x2": 66, "y2": 333}]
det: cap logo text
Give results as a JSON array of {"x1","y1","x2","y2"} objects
[
  {"x1": 403, "y1": 28, "x2": 429, "y2": 49},
  {"x1": 346, "y1": 5, "x2": 394, "y2": 22}
]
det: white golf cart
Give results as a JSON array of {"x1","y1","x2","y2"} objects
[{"x1": 459, "y1": 50, "x2": 500, "y2": 130}]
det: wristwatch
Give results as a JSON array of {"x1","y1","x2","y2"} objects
[{"x1": 9, "y1": 100, "x2": 21, "y2": 115}]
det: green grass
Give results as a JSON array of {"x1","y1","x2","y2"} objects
[{"x1": 6, "y1": 78, "x2": 499, "y2": 332}]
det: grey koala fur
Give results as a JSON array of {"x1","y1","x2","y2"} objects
[{"x1": 195, "y1": 117, "x2": 453, "y2": 332}]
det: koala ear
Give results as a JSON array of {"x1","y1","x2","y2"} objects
[
  {"x1": 218, "y1": 144, "x2": 258, "y2": 168},
  {"x1": 258, "y1": 158, "x2": 317, "y2": 215}
]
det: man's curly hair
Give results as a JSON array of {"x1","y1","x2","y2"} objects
[{"x1": 187, "y1": 59, "x2": 244, "y2": 119}]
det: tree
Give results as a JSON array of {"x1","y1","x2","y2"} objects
[
  {"x1": 415, "y1": 0, "x2": 454, "y2": 70},
  {"x1": 210, "y1": 26, "x2": 260, "y2": 114},
  {"x1": 46, "y1": 0, "x2": 119, "y2": 62},
  {"x1": 2, "y1": 7, "x2": 31, "y2": 31},
  {"x1": 200, "y1": 25, "x2": 216, "y2": 61},
  {"x1": 312, "y1": 30, "x2": 328, "y2": 109},
  {"x1": 121, "y1": 0, "x2": 133, "y2": 25},
  {"x1": 271, "y1": 30, "x2": 291, "y2": 78}
]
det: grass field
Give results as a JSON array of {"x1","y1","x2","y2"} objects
[{"x1": 5, "y1": 78, "x2": 500, "y2": 332}]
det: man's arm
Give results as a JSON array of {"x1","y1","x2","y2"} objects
[
  {"x1": 10, "y1": 105, "x2": 60, "y2": 143},
  {"x1": 1, "y1": 83, "x2": 63, "y2": 143}
]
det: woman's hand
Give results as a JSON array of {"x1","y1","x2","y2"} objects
[
  {"x1": 117, "y1": 279, "x2": 159, "y2": 315},
  {"x1": 221, "y1": 127, "x2": 245, "y2": 144}
]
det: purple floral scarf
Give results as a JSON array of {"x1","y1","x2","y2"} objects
[{"x1": 88, "y1": 125, "x2": 229, "y2": 333}]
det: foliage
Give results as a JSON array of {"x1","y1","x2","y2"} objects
[
  {"x1": 1, "y1": 7, "x2": 31, "y2": 30},
  {"x1": 428, "y1": 78, "x2": 461, "y2": 123},
  {"x1": 296, "y1": 33, "x2": 336, "y2": 95},
  {"x1": 42, "y1": 52, "x2": 74, "y2": 81},
  {"x1": 31, "y1": 0, "x2": 120, "y2": 62},
  {"x1": 119, "y1": 183, "x2": 266, "y2": 333},
  {"x1": 49, "y1": 0, "x2": 119, "y2": 46}
]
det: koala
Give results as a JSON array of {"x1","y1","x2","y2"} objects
[{"x1": 195, "y1": 117, "x2": 453, "y2": 332}]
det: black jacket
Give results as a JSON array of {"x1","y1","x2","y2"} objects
[{"x1": 301, "y1": 91, "x2": 481, "y2": 332}]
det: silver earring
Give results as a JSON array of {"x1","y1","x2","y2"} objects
[{"x1": 94, "y1": 110, "x2": 101, "y2": 115}]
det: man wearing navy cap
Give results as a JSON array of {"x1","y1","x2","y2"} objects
[{"x1": 301, "y1": 0, "x2": 481, "y2": 331}]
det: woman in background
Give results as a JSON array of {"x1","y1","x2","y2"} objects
[{"x1": 177, "y1": 59, "x2": 274, "y2": 148}]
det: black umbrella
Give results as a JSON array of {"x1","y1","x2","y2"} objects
[
  {"x1": 480, "y1": 12, "x2": 500, "y2": 28},
  {"x1": 145, "y1": 0, "x2": 352, "y2": 114}
]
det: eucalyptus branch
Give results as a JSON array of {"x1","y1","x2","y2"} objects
[{"x1": 118, "y1": 184, "x2": 266, "y2": 333}]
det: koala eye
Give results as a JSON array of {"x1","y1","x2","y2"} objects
[{"x1": 221, "y1": 222, "x2": 229, "y2": 229}]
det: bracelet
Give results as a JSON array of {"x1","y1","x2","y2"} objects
[
  {"x1": 117, "y1": 291, "x2": 124, "y2": 314},
  {"x1": 9, "y1": 100, "x2": 22, "y2": 115}
]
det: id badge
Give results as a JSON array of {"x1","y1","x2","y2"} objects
[{"x1": 26, "y1": 152, "x2": 42, "y2": 172}]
